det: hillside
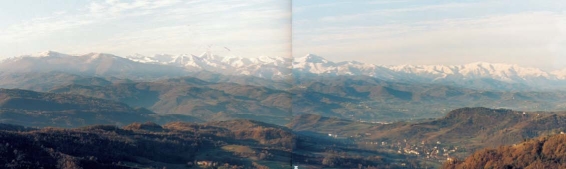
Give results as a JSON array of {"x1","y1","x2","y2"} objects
[
  {"x1": 369, "y1": 107, "x2": 566, "y2": 147},
  {"x1": 44, "y1": 75, "x2": 566, "y2": 124},
  {"x1": 443, "y1": 134, "x2": 566, "y2": 169},
  {"x1": 48, "y1": 79, "x2": 293, "y2": 125},
  {"x1": 367, "y1": 107, "x2": 566, "y2": 156},
  {"x1": 292, "y1": 76, "x2": 566, "y2": 120},
  {"x1": 0, "y1": 72, "x2": 121, "y2": 92},
  {"x1": 287, "y1": 114, "x2": 373, "y2": 132},
  {"x1": 0, "y1": 121, "x2": 416, "y2": 169},
  {"x1": 0, "y1": 89, "x2": 200, "y2": 128},
  {"x1": 288, "y1": 107, "x2": 566, "y2": 167}
]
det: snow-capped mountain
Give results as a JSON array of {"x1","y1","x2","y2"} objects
[
  {"x1": 387, "y1": 62, "x2": 558, "y2": 81},
  {"x1": 125, "y1": 52, "x2": 292, "y2": 79},
  {"x1": 291, "y1": 54, "x2": 566, "y2": 90},
  {"x1": 124, "y1": 52, "x2": 566, "y2": 90},
  {"x1": 3, "y1": 51, "x2": 566, "y2": 90},
  {"x1": 291, "y1": 54, "x2": 559, "y2": 80},
  {"x1": 292, "y1": 54, "x2": 401, "y2": 79},
  {"x1": 0, "y1": 51, "x2": 186, "y2": 79}
]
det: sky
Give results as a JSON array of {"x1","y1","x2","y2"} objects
[
  {"x1": 0, "y1": 0, "x2": 291, "y2": 58},
  {"x1": 293, "y1": 0, "x2": 566, "y2": 69},
  {"x1": 1, "y1": 0, "x2": 565, "y2": 69}
]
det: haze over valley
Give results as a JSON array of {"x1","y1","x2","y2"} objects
[{"x1": 3, "y1": 51, "x2": 566, "y2": 123}]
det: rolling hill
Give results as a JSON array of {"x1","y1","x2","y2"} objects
[
  {"x1": 292, "y1": 76, "x2": 566, "y2": 120},
  {"x1": 0, "y1": 89, "x2": 200, "y2": 128},
  {"x1": 0, "y1": 120, "x2": 416, "y2": 169},
  {"x1": 41, "y1": 74, "x2": 566, "y2": 123},
  {"x1": 288, "y1": 107, "x2": 566, "y2": 163},
  {"x1": 443, "y1": 134, "x2": 566, "y2": 169},
  {"x1": 47, "y1": 78, "x2": 293, "y2": 125}
]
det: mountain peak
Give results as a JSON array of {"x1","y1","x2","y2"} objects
[
  {"x1": 35, "y1": 50, "x2": 67, "y2": 58},
  {"x1": 464, "y1": 62, "x2": 519, "y2": 68},
  {"x1": 5, "y1": 51, "x2": 566, "y2": 90},
  {"x1": 83, "y1": 52, "x2": 121, "y2": 59},
  {"x1": 129, "y1": 53, "x2": 147, "y2": 58},
  {"x1": 197, "y1": 52, "x2": 210, "y2": 58},
  {"x1": 295, "y1": 54, "x2": 328, "y2": 64}
]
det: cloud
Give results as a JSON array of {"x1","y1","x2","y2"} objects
[
  {"x1": 88, "y1": 2, "x2": 106, "y2": 13},
  {"x1": 319, "y1": 2, "x2": 484, "y2": 22},
  {"x1": 366, "y1": 0, "x2": 411, "y2": 4},
  {"x1": 293, "y1": 1, "x2": 350, "y2": 13},
  {"x1": 0, "y1": 0, "x2": 290, "y2": 58},
  {"x1": 294, "y1": 12, "x2": 566, "y2": 68}
]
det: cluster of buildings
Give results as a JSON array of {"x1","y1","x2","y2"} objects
[{"x1": 359, "y1": 139, "x2": 460, "y2": 160}]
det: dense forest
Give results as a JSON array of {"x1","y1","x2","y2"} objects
[
  {"x1": 443, "y1": 134, "x2": 566, "y2": 169},
  {"x1": 0, "y1": 120, "x2": 417, "y2": 169}
]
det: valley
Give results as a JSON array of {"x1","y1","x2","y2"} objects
[{"x1": 1, "y1": 52, "x2": 566, "y2": 168}]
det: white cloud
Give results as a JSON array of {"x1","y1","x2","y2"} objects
[
  {"x1": 0, "y1": 0, "x2": 290, "y2": 58},
  {"x1": 292, "y1": 1, "x2": 350, "y2": 13},
  {"x1": 294, "y1": 12, "x2": 566, "y2": 68},
  {"x1": 366, "y1": 0, "x2": 411, "y2": 5},
  {"x1": 88, "y1": 2, "x2": 106, "y2": 13},
  {"x1": 319, "y1": 2, "x2": 484, "y2": 22}
]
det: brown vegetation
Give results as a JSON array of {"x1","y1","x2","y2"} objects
[
  {"x1": 443, "y1": 134, "x2": 566, "y2": 169},
  {"x1": 0, "y1": 119, "x2": 416, "y2": 169}
]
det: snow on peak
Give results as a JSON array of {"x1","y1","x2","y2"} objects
[
  {"x1": 221, "y1": 55, "x2": 242, "y2": 61},
  {"x1": 257, "y1": 56, "x2": 276, "y2": 63},
  {"x1": 294, "y1": 54, "x2": 329, "y2": 64},
  {"x1": 197, "y1": 52, "x2": 209, "y2": 58},
  {"x1": 34, "y1": 50, "x2": 68, "y2": 58},
  {"x1": 128, "y1": 53, "x2": 147, "y2": 59},
  {"x1": 8, "y1": 51, "x2": 566, "y2": 84},
  {"x1": 460, "y1": 62, "x2": 549, "y2": 78},
  {"x1": 387, "y1": 62, "x2": 552, "y2": 82}
]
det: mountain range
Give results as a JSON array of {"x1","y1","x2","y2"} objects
[
  {"x1": 3, "y1": 51, "x2": 566, "y2": 90},
  {"x1": 4, "y1": 51, "x2": 566, "y2": 124},
  {"x1": 3, "y1": 51, "x2": 566, "y2": 168}
]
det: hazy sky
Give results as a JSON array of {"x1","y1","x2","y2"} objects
[
  {"x1": 293, "y1": 0, "x2": 566, "y2": 69},
  {"x1": 0, "y1": 0, "x2": 291, "y2": 58},
  {"x1": 1, "y1": 1, "x2": 565, "y2": 69}
]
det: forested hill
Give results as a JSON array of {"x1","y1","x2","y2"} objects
[
  {"x1": 443, "y1": 134, "x2": 566, "y2": 169},
  {"x1": 287, "y1": 107, "x2": 566, "y2": 161},
  {"x1": 0, "y1": 121, "x2": 416, "y2": 169},
  {"x1": 0, "y1": 89, "x2": 200, "y2": 128}
]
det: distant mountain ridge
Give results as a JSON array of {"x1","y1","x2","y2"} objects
[
  {"x1": 4, "y1": 51, "x2": 566, "y2": 90},
  {"x1": 0, "y1": 51, "x2": 186, "y2": 80},
  {"x1": 125, "y1": 51, "x2": 292, "y2": 80}
]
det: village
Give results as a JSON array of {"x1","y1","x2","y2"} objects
[
  {"x1": 361, "y1": 139, "x2": 461, "y2": 161},
  {"x1": 326, "y1": 130, "x2": 462, "y2": 162}
]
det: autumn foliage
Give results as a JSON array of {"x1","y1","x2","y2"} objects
[{"x1": 443, "y1": 134, "x2": 566, "y2": 169}]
